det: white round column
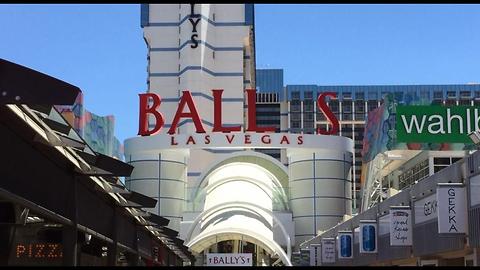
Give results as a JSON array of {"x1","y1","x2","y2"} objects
[
  {"x1": 125, "y1": 149, "x2": 189, "y2": 231},
  {"x1": 287, "y1": 148, "x2": 353, "y2": 248}
]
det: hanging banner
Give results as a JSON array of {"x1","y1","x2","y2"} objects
[
  {"x1": 437, "y1": 183, "x2": 467, "y2": 234},
  {"x1": 321, "y1": 238, "x2": 336, "y2": 264},
  {"x1": 389, "y1": 206, "x2": 413, "y2": 246},
  {"x1": 359, "y1": 220, "x2": 377, "y2": 253},
  {"x1": 309, "y1": 244, "x2": 321, "y2": 266},
  {"x1": 337, "y1": 231, "x2": 353, "y2": 259}
]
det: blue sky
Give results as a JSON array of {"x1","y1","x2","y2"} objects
[{"x1": 1, "y1": 4, "x2": 480, "y2": 143}]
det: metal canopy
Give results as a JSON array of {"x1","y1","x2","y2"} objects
[
  {"x1": 0, "y1": 58, "x2": 81, "y2": 106},
  {"x1": 74, "y1": 149, "x2": 134, "y2": 177},
  {"x1": 123, "y1": 191, "x2": 157, "y2": 209},
  {"x1": 145, "y1": 213, "x2": 169, "y2": 227},
  {"x1": 160, "y1": 226, "x2": 179, "y2": 238},
  {"x1": 42, "y1": 117, "x2": 71, "y2": 134},
  {"x1": 0, "y1": 58, "x2": 195, "y2": 264}
]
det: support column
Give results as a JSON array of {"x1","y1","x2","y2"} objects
[
  {"x1": 107, "y1": 208, "x2": 118, "y2": 266},
  {"x1": 62, "y1": 176, "x2": 78, "y2": 266}
]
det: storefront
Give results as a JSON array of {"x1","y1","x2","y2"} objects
[{"x1": 0, "y1": 58, "x2": 194, "y2": 266}]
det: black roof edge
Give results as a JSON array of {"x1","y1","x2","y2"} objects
[{"x1": 0, "y1": 58, "x2": 81, "y2": 106}]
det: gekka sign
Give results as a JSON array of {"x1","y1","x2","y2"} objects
[{"x1": 437, "y1": 184, "x2": 467, "y2": 234}]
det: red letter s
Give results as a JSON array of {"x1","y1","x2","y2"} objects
[{"x1": 317, "y1": 92, "x2": 339, "y2": 135}]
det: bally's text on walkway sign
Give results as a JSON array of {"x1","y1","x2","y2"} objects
[{"x1": 206, "y1": 253, "x2": 252, "y2": 267}]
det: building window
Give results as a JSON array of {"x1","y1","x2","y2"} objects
[
  {"x1": 433, "y1": 91, "x2": 443, "y2": 100},
  {"x1": 303, "y1": 100, "x2": 314, "y2": 112},
  {"x1": 304, "y1": 113, "x2": 314, "y2": 121},
  {"x1": 475, "y1": 91, "x2": 480, "y2": 100},
  {"x1": 419, "y1": 90, "x2": 430, "y2": 100},
  {"x1": 367, "y1": 101, "x2": 377, "y2": 112},
  {"x1": 329, "y1": 101, "x2": 339, "y2": 112},
  {"x1": 447, "y1": 91, "x2": 457, "y2": 99},
  {"x1": 460, "y1": 91, "x2": 471, "y2": 99},
  {"x1": 343, "y1": 103, "x2": 352, "y2": 113},
  {"x1": 355, "y1": 113, "x2": 365, "y2": 120},
  {"x1": 290, "y1": 113, "x2": 301, "y2": 121},
  {"x1": 304, "y1": 121, "x2": 314, "y2": 128},
  {"x1": 355, "y1": 101, "x2": 365, "y2": 113},
  {"x1": 433, "y1": 157, "x2": 462, "y2": 173},
  {"x1": 304, "y1": 91, "x2": 313, "y2": 99},
  {"x1": 316, "y1": 111, "x2": 326, "y2": 121},
  {"x1": 398, "y1": 159, "x2": 429, "y2": 190},
  {"x1": 292, "y1": 91, "x2": 300, "y2": 99}
]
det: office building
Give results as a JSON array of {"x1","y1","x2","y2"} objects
[
  {"x1": 299, "y1": 90, "x2": 480, "y2": 266},
  {"x1": 253, "y1": 80, "x2": 480, "y2": 212}
]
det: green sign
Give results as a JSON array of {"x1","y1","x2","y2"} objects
[{"x1": 396, "y1": 105, "x2": 480, "y2": 143}]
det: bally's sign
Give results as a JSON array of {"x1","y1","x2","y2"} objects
[
  {"x1": 189, "y1": 4, "x2": 200, "y2": 49},
  {"x1": 206, "y1": 253, "x2": 252, "y2": 267},
  {"x1": 136, "y1": 89, "x2": 340, "y2": 147},
  {"x1": 396, "y1": 105, "x2": 480, "y2": 143}
]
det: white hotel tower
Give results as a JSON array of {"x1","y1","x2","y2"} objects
[{"x1": 125, "y1": 4, "x2": 354, "y2": 266}]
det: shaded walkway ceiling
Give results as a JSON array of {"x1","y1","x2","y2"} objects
[{"x1": 185, "y1": 161, "x2": 292, "y2": 266}]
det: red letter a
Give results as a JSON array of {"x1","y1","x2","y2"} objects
[
  {"x1": 168, "y1": 90, "x2": 206, "y2": 134},
  {"x1": 138, "y1": 93, "x2": 164, "y2": 136},
  {"x1": 317, "y1": 92, "x2": 339, "y2": 135}
]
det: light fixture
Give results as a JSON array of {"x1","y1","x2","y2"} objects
[
  {"x1": 85, "y1": 233, "x2": 92, "y2": 245},
  {"x1": 468, "y1": 130, "x2": 480, "y2": 145}
]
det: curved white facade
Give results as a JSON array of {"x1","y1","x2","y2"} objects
[{"x1": 125, "y1": 133, "x2": 353, "y2": 265}]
